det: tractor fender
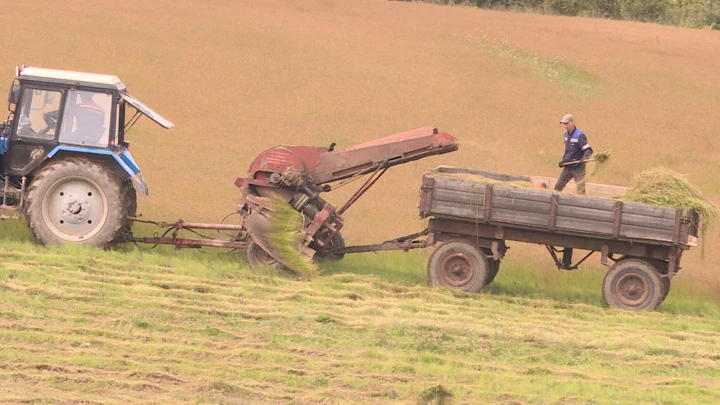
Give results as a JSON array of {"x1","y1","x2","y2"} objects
[{"x1": 47, "y1": 146, "x2": 148, "y2": 196}]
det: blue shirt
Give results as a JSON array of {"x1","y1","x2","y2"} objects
[{"x1": 562, "y1": 127, "x2": 590, "y2": 163}]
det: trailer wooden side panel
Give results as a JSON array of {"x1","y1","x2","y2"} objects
[{"x1": 421, "y1": 171, "x2": 697, "y2": 245}]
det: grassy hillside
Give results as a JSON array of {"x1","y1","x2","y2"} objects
[{"x1": 1, "y1": 240, "x2": 719, "y2": 404}]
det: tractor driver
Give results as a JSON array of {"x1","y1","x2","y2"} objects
[
  {"x1": 72, "y1": 92, "x2": 105, "y2": 137},
  {"x1": 41, "y1": 91, "x2": 107, "y2": 144}
]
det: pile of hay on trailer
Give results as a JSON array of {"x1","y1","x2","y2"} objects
[{"x1": 614, "y1": 168, "x2": 718, "y2": 249}]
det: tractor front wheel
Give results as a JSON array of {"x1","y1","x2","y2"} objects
[{"x1": 25, "y1": 158, "x2": 127, "y2": 248}]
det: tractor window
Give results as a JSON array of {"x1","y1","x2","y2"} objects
[
  {"x1": 58, "y1": 90, "x2": 112, "y2": 148},
  {"x1": 15, "y1": 88, "x2": 62, "y2": 140}
]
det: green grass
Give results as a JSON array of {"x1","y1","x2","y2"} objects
[
  {"x1": 1, "y1": 236, "x2": 720, "y2": 403},
  {"x1": 470, "y1": 31, "x2": 601, "y2": 99}
]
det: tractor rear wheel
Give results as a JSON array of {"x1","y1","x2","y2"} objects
[
  {"x1": 116, "y1": 180, "x2": 138, "y2": 242},
  {"x1": 25, "y1": 158, "x2": 127, "y2": 248}
]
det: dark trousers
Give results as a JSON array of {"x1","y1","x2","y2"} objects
[{"x1": 554, "y1": 164, "x2": 586, "y2": 195}]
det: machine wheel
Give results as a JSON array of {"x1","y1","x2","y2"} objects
[
  {"x1": 25, "y1": 158, "x2": 127, "y2": 248},
  {"x1": 245, "y1": 239, "x2": 285, "y2": 269},
  {"x1": 602, "y1": 258, "x2": 664, "y2": 311},
  {"x1": 427, "y1": 240, "x2": 490, "y2": 293},
  {"x1": 313, "y1": 232, "x2": 345, "y2": 262}
]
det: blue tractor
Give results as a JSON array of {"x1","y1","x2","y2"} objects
[{"x1": 0, "y1": 66, "x2": 173, "y2": 247}]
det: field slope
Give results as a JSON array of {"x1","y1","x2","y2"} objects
[{"x1": 1, "y1": 241, "x2": 719, "y2": 404}]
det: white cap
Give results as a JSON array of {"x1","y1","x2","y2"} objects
[{"x1": 560, "y1": 114, "x2": 575, "y2": 124}]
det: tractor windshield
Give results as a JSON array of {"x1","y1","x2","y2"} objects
[
  {"x1": 15, "y1": 88, "x2": 62, "y2": 140},
  {"x1": 121, "y1": 93, "x2": 174, "y2": 129}
]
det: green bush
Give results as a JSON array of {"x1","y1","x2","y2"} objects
[
  {"x1": 408, "y1": 0, "x2": 720, "y2": 29},
  {"x1": 619, "y1": 0, "x2": 672, "y2": 22}
]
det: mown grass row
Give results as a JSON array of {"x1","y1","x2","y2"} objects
[{"x1": 1, "y1": 224, "x2": 720, "y2": 403}]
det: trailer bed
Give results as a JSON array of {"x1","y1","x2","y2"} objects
[{"x1": 419, "y1": 166, "x2": 699, "y2": 248}]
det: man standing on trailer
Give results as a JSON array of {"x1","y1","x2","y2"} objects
[
  {"x1": 555, "y1": 113, "x2": 593, "y2": 195},
  {"x1": 554, "y1": 113, "x2": 593, "y2": 270}
]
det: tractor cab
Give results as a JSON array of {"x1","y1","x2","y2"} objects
[{"x1": 2, "y1": 66, "x2": 173, "y2": 193}]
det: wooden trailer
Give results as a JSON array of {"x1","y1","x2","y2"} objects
[{"x1": 418, "y1": 166, "x2": 700, "y2": 311}]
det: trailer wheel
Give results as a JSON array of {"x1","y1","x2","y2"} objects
[
  {"x1": 481, "y1": 248, "x2": 501, "y2": 284},
  {"x1": 644, "y1": 258, "x2": 671, "y2": 302},
  {"x1": 427, "y1": 240, "x2": 490, "y2": 293},
  {"x1": 602, "y1": 259, "x2": 664, "y2": 311},
  {"x1": 25, "y1": 158, "x2": 127, "y2": 248},
  {"x1": 622, "y1": 257, "x2": 672, "y2": 303}
]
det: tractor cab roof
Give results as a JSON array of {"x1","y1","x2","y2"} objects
[
  {"x1": 19, "y1": 66, "x2": 126, "y2": 91},
  {"x1": 16, "y1": 66, "x2": 174, "y2": 129}
]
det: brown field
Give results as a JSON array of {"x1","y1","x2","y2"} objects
[{"x1": 1, "y1": 0, "x2": 719, "y2": 298}]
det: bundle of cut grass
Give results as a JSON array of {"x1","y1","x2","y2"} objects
[
  {"x1": 614, "y1": 167, "x2": 718, "y2": 229},
  {"x1": 589, "y1": 149, "x2": 611, "y2": 175},
  {"x1": 265, "y1": 194, "x2": 319, "y2": 279},
  {"x1": 593, "y1": 149, "x2": 612, "y2": 164}
]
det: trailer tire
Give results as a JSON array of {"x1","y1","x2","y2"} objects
[
  {"x1": 643, "y1": 258, "x2": 671, "y2": 302},
  {"x1": 427, "y1": 240, "x2": 490, "y2": 293},
  {"x1": 621, "y1": 257, "x2": 672, "y2": 303},
  {"x1": 481, "y1": 248, "x2": 501, "y2": 285},
  {"x1": 25, "y1": 158, "x2": 127, "y2": 248},
  {"x1": 602, "y1": 259, "x2": 664, "y2": 311}
]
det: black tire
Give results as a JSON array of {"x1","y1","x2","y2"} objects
[
  {"x1": 644, "y1": 258, "x2": 671, "y2": 302},
  {"x1": 602, "y1": 259, "x2": 664, "y2": 311},
  {"x1": 427, "y1": 240, "x2": 490, "y2": 293},
  {"x1": 481, "y1": 248, "x2": 501, "y2": 285},
  {"x1": 25, "y1": 158, "x2": 127, "y2": 248},
  {"x1": 660, "y1": 277, "x2": 671, "y2": 302},
  {"x1": 117, "y1": 180, "x2": 137, "y2": 242},
  {"x1": 245, "y1": 239, "x2": 285, "y2": 269},
  {"x1": 313, "y1": 232, "x2": 345, "y2": 262}
]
